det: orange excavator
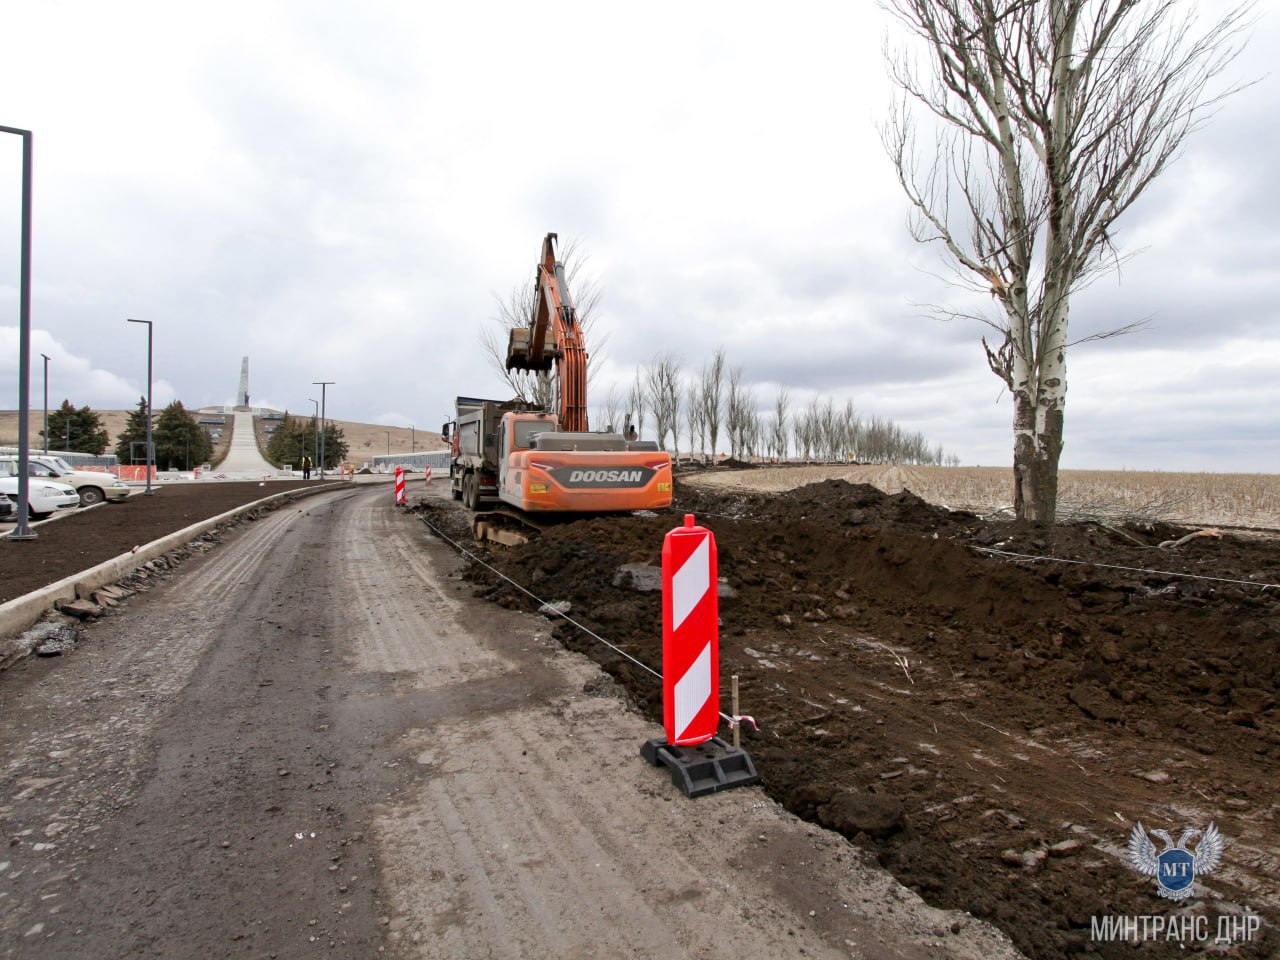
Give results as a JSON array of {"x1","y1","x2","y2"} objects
[{"x1": 443, "y1": 233, "x2": 672, "y2": 536}]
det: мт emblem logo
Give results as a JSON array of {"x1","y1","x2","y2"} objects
[{"x1": 1127, "y1": 822, "x2": 1224, "y2": 900}]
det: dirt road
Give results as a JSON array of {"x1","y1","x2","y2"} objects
[{"x1": 0, "y1": 484, "x2": 1017, "y2": 959}]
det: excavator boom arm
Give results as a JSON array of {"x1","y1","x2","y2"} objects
[{"x1": 506, "y1": 233, "x2": 589, "y2": 433}]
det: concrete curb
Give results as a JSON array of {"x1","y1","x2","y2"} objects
[{"x1": 0, "y1": 481, "x2": 352, "y2": 652}]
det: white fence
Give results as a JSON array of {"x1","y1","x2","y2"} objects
[{"x1": 368, "y1": 451, "x2": 450, "y2": 473}]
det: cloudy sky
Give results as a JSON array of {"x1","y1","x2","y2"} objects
[{"x1": 1, "y1": 1, "x2": 1275, "y2": 471}]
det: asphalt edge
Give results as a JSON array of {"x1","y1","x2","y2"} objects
[{"x1": 0, "y1": 481, "x2": 353, "y2": 657}]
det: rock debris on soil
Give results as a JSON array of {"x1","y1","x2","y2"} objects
[{"x1": 417, "y1": 473, "x2": 1280, "y2": 960}]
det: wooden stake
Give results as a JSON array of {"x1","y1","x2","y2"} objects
[{"x1": 731, "y1": 674, "x2": 740, "y2": 749}]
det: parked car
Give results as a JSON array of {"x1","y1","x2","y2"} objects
[
  {"x1": 0, "y1": 494, "x2": 15, "y2": 521},
  {"x1": 0, "y1": 455, "x2": 131, "y2": 507},
  {"x1": 0, "y1": 476, "x2": 81, "y2": 520}
]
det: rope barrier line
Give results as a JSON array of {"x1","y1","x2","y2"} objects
[
  {"x1": 417, "y1": 513, "x2": 661, "y2": 679},
  {"x1": 972, "y1": 546, "x2": 1279, "y2": 591},
  {"x1": 416, "y1": 512, "x2": 752, "y2": 728}
]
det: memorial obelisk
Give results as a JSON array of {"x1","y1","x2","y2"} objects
[{"x1": 235, "y1": 357, "x2": 250, "y2": 410}]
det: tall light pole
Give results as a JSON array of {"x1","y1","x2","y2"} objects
[
  {"x1": 410, "y1": 424, "x2": 415, "y2": 453},
  {"x1": 40, "y1": 353, "x2": 49, "y2": 454},
  {"x1": 313, "y1": 381, "x2": 333, "y2": 478},
  {"x1": 2, "y1": 124, "x2": 35, "y2": 540},
  {"x1": 127, "y1": 318, "x2": 153, "y2": 495},
  {"x1": 383, "y1": 431, "x2": 390, "y2": 455},
  {"x1": 308, "y1": 398, "x2": 319, "y2": 472}
]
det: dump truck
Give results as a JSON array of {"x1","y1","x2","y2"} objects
[{"x1": 444, "y1": 395, "x2": 539, "y2": 509}]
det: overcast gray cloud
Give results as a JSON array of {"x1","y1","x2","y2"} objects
[{"x1": 1, "y1": 0, "x2": 1275, "y2": 472}]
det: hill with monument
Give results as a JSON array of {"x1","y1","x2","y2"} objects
[
  {"x1": 0, "y1": 409, "x2": 445, "y2": 463},
  {"x1": 0, "y1": 355, "x2": 445, "y2": 464}
]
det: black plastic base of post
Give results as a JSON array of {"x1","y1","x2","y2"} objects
[{"x1": 640, "y1": 736, "x2": 760, "y2": 798}]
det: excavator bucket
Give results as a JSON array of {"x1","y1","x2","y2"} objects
[{"x1": 506, "y1": 327, "x2": 531, "y2": 370}]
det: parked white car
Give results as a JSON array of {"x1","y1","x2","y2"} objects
[
  {"x1": 0, "y1": 476, "x2": 81, "y2": 521},
  {"x1": 0, "y1": 455, "x2": 131, "y2": 507}
]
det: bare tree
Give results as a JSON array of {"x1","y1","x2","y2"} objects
[
  {"x1": 794, "y1": 398, "x2": 817, "y2": 461},
  {"x1": 686, "y1": 380, "x2": 705, "y2": 464},
  {"x1": 744, "y1": 405, "x2": 762, "y2": 459},
  {"x1": 627, "y1": 370, "x2": 647, "y2": 440},
  {"x1": 841, "y1": 399, "x2": 861, "y2": 462},
  {"x1": 645, "y1": 352, "x2": 683, "y2": 457},
  {"x1": 597, "y1": 383, "x2": 624, "y2": 435},
  {"x1": 700, "y1": 348, "x2": 726, "y2": 464},
  {"x1": 724, "y1": 365, "x2": 745, "y2": 460},
  {"x1": 882, "y1": 0, "x2": 1252, "y2": 523},
  {"x1": 481, "y1": 237, "x2": 606, "y2": 407},
  {"x1": 724, "y1": 365, "x2": 759, "y2": 461},
  {"x1": 770, "y1": 387, "x2": 791, "y2": 461}
]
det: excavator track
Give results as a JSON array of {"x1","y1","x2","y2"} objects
[
  {"x1": 472, "y1": 506, "x2": 552, "y2": 546},
  {"x1": 471, "y1": 504, "x2": 669, "y2": 547}
]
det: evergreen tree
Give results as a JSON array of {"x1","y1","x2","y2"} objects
[
  {"x1": 113, "y1": 397, "x2": 152, "y2": 465},
  {"x1": 44, "y1": 400, "x2": 109, "y2": 454},
  {"x1": 320, "y1": 422, "x2": 348, "y2": 468},
  {"x1": 152, "y1": 401, "x2": 212, "y2": 470},
  {"x1": 266, "y1": 413, "x2": 310, "y2": 467},
  {"x1": 265, "y1": 414, "x2": 348, "y2": 469}
]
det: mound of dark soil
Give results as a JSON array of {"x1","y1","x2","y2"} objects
[{"x1": 420, "y1": 477, "x2": 1280, "y2": 960}]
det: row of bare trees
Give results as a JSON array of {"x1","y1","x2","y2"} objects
[
  {"x1": 485, "y1": 242, "x2": 953, "y2": 466},
  {"x1": 596, "y1": 347, "x2": 958, "y2": 466}
]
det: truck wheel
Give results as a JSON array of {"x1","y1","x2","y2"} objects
[
  {"x1": 79, "y1": 487, "x2": 105, "y2": 507},
  {"x1": 451, "y1": 481, "x2": 462, "y2": 502},
  {"x1": 463, "y1": 473, "x2": 477, "y2": 510}
]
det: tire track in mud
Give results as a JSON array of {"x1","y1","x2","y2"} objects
[
  {"x1": 377, "y1": 686, "x2": 1020, "y2": 960},
  {"x1": 334, "y1": 490, "x2": 506, "y2": 685}
]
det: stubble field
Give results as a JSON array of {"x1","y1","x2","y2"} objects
[{"x1": 692, "y1": 463, "x2": 1280, "y2": 530}]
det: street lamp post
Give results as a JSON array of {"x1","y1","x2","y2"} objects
[
  {"x1": 410, "y1": 424, "x2": 415, "y2": 453},
  {"x1": 2, "y1": 123, "x2": 35, "y2": 540},
  {"x1": 308, "y1": 398, "x2": 319, "y2": 472},
  {"x1": 313, "y1": 381, "x2": 333, "y2": 478},
  {"x1": 127, "y1": 319, "x2": 153, "y2": 495},
  {"x1": 384, "y1": 431, "x2": 390, "y2": 456},
  {"x1": 40, "y1": 353, "x2": 49, "y2": 455}
]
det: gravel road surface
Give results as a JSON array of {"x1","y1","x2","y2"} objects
[{"x1": 0, "y1": 484, "x2": 1019, "y2": 959}]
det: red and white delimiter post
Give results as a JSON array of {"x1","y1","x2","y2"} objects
[
  {"x1": 394, "y1": 465, "x2": 406, "y2": 505},
  {"x1": 662, "y1": 514, "x2": 719, "y2": 746}
]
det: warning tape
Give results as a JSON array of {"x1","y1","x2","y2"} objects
[{"x1": 416, "y1": 512, "x2": 756, "y2": 730}]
